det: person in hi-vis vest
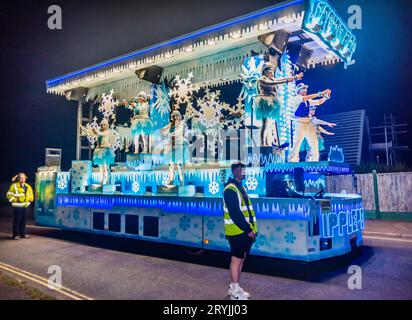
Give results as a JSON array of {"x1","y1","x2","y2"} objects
[
  {"x1": 6, "y1": 173, "x2": 34, "y2": 240},
  {"x1": 223, "y1": 162, "x2": 257, "y2": 300}
]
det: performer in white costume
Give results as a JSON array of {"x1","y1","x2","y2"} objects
[
  {"x1": 81, "y1": 118, "x2": 116, "y2": 185},
  {"x1": 123, "y1": 92, "x2": 153, "y2": 154},
  {"x1": 160, "y1": 110, "x2": 189, "y2": 186},
  {"x1": 288, "y1": 83, "x2": 332, "y2": 163},
  {"x1": 254, "y1": 62, "x2": 303, "y2": 146},
  {"x1": 301, "y1": 108, "x2": 337, "y2": 161}
]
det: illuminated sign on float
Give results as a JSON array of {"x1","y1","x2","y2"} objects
[
  {"x1": 303, "y1": 0, "x2": 357, "y2": 65},
  {"x1": 321, "y1": 208, "x2": 364, "y2": 238},
  {"x1": 328, "y1": 145, "x2": 345, "y2": 163}
]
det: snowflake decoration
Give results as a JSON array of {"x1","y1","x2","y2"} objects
[
  {"x1": 179, "y1": 216, "x2": 191, "y2": 231},
  {"x1": 73, "y1": 209, "x2": 80, "y2": 221},
  {"x1": 98, "y1": 90, "x2": 118, "y2": 118},
  {"x1": 57, "y1": 179, "x2": 67, "y2": 190},
  {"x1": 162, "y1": 175, "x2": 171, "y2": 186},
  {"x1": 152, "y1": 83, "x2": 171, "y2": 117},
  {"x1": 208, "y1": 181, "x2": 220, "y2": 195},
  {"x1": 110, "y1": 128, "x2": 122, "y2": 151},
  {"x1": 183, "y1": 101, "x2": 199, "y2": 123},
  {"x1": 245, "y1": 177, "x2": 259, "y2": 191},
  {"x1": 84, "y1": 117, "x2": 99, "y2": 149},
  {"x1": 254, "y1": 233, "x2": 267, "y2": 249},
  {"x1": 168, "y1": 72, "x2": 199, "y2": 107},
  {"x1": 132, "y1": 181, "x2": 140, "y2": 193},
  {"x1": 224, "y1": 98, "x2": 245, "y2": 129},
  {"x1": 197, "y1": 89, "x2": 224, "y2": 129},
  {"x1": 206, "y1": 219, "x2": 215, "y2": 231},
  {"x1": 284, "y1": 232, "x2": 296, "y2": 244}
]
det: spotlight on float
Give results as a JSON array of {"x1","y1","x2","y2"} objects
[
  {"x1": 258, "y1": 29, "x2": 290, "y2": 70},
  {"x1": 250, "y1": 50, "x2": 260, "y2": 57},
  {"x1": 135, "y1": 65, "x2": 164, "y2": 84},
  {"x1": 64, "y1": 87, "x2": 88, "y2": 102},
  {"x1": 287, "y1": 44, "x2": 313, "y2": 70}
]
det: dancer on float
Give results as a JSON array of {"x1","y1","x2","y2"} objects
[
  {"x1": 123, "y1": 91, "x2": 153, "y2": 154},
  {"x1": 288, "y1": 83, "x2": 332, "y2": 163},
  {"x1": 300, "y1": 107, "x2": 336, "y2": 161},
  {"x1": 160, "y1": 110, "x2": 189, "y2": 186},
  {"x1": 254, "y1": 62, "x2": 303, "y2": 146},
  {"x1": 81, "y1": 118, "x2": 116, "y2": 185}
]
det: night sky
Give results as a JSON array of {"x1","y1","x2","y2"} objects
[{"x1": 1, "y1": 0, "x2": 411, "y2": 182}]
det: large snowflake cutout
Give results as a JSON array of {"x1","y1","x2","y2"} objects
[
  {"x1": 224, "y1": 98, "x2": 245, "y2": 129},
  {"x1": 110, "y1": 128, "x2": 122, "y2": 152},
  {"x1": 168, "y1": 72, "x2": 199, "y2": 107},
  {"x1": 208, "y1": 181, "x2": 220, "y2": 195},
  {"x1": 98, "y1": 90, "x2": 118, "y2": 118},
  {"x1": 197, "y1": 89, "x2": 224, "y2": 129},
  {"x1": 245, "y1": 177, "x2": 259, "y2": 191},
  {"x1": 152, "y1": 83, "x2": 171, "y2": 117},
  {"x1": 84, "y1": 117, "x2": 99, "y2": 149}
]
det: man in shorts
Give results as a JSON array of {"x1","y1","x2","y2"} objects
[{"x1": 223, "y1": 162, "x2": 258, "y2": 300}]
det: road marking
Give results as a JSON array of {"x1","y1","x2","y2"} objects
[
  {"x1": 0, "y1": 262, "x2": 93, "y2": 300},
  {"x1": 364, "y1": 231, "x2": 412, "y2": 239},
  {"x1": 364, "y1": 236, "x2": 412, "y2": 244},
  {"x1": 26, "y1": 224, "x2": 61, "y2": 230}
]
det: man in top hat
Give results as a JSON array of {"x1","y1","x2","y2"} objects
[{"x1": 288, "y1": 83, "x2": 332, "y2": 163}]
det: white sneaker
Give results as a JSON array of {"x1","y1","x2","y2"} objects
[{"x1": 228, "y1": 286, "x2": 250, "y2": 299}]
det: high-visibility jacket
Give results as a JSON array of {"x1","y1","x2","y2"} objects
[
  {"x1": 223, "y1": 183, "x2": 257, "y2": 236},
  {"x1": 6, "y1": 182, "x2": 34, "y2": 208}
]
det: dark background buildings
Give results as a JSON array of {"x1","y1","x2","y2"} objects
[{"x1": 0, "y1": 0, "x2": 411, "y2": 181}]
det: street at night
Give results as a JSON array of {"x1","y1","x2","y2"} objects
[
  {"x1": 1, "y1": 0, "x2": 412, "y2": 312},
  {"x1": 1, "y1": 208, "x2": 411, "y2": 300}
]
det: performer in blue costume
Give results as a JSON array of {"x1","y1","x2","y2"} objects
[
  {"x1": 123, "y1": 91, "x2": 153, "y2": 154},
  {"x1": 288, "y1": 83, "x2": 332, "y2": 163},
  {"x1": 254, "y1": 62, "x2": 303, "y2": 146},
  {"x1": 82, "y1": 118, "x2": 116, "y2": 185},
  {"x1": 300, "y1": 108, "x2": 336, "y2": 161},
  {"x1": 160, "y1": 110, "x2": 189, "y2": 186}
]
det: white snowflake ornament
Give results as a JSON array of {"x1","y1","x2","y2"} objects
[
  {"x1": 85, "y1": 117, "x2": 99, "y2": 149},
  {"x1": 132, "y1": 181, "x2": 140, "y2": 193},
  {"x1": 208, "y1": 181, "x2": 220, "y2": 195},
  {"x1": 162, "y1": 175, "x2": 171, "y2": 186},
  {"x1": 246, "y1": 177, "x2": 259, "y2": 191},
  {"x1": 98, "y1": 90, "x2": 118, "y2": 118},
  {"x1": 168, "y1": 72, "x2": 199, "y2": 106},
  {"x1": 197, "y1": 89, "x2": 224, "y2": 129}
]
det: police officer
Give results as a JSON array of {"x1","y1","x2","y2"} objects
[
  {"x1": 223, "y1": 162, "x2": 258, "y2": 300},
  {"x1": 6, "y1": 173, "x2": 34, "y2": 240}
]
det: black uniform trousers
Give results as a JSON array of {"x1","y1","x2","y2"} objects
[{"x1": 12, "y1": 206, "x2": 27, "y2": 237}]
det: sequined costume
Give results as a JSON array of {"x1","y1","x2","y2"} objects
[
  {"x1": 130, "y1": 101, "x2": 153, "y2": 136},
  {"x1": 92, "y1": 130, "x2": 116, "y2": 166}
]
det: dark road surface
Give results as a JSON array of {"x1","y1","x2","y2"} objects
[{"x1": 0, "y1": 209, "x2": 411, "y2": 300}]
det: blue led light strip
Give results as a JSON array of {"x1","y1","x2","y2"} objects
[{"x1": 46, "y1": 0, "x2": 304, "y2": 87}]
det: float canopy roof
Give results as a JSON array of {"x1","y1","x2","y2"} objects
[{"x1": 46, "y1": 0, "x2": 356, "y2": 97}]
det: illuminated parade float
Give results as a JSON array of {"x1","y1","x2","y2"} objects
[{"x1": 36, "y1": 0, "x2": 364, "y2": 262}]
